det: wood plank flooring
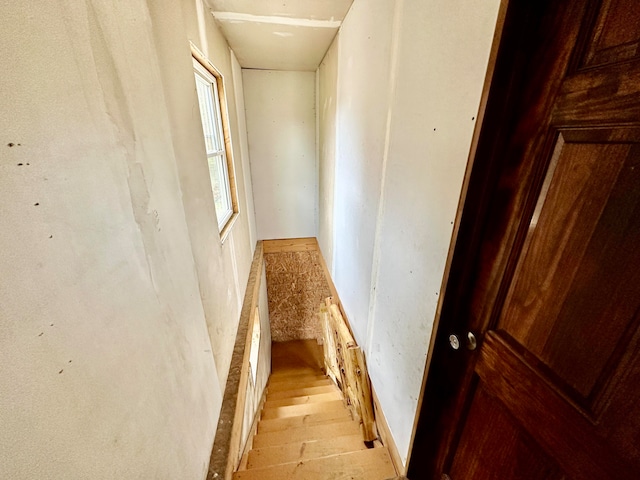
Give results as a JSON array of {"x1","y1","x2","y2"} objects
[{"x1": 234, "y1": 340, "x2": 397, "y2": 480}]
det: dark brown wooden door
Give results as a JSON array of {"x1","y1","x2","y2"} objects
[{"x1": 408, "y1": 1, "x2": 640, "y2": 479}]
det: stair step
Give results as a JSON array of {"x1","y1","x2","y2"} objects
[
  {"x1": 267, "y1": 377, "x2": 332, "y2": 393},
  {"x1": 246, "y1": 434, "x2": 367, "y2": 469},
  {"x1": 269, "y1": 368, "x2": 325, "y2": 381},
  {"x1": 265, "y1": 391, "x2": 342, "y2": 408},
  {"x1": 261, "y1": 399, "x2": 345, "y2": 420},
  {"x1": 258, "y1": 410, "x2": 352, "y2": 433},
  {"x1": 266, "y1": 384, "x2": 338, "y2": 400},
  {"x1": 232, "y1": 447, "x2": 396, "y2": 480},
  {"x1": 252, "y1": 419, "x2": 361, "y2": 448}
]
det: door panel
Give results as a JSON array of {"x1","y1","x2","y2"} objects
[
  {"x1": 582, "y1": 0, "x2": 640, "y2": 69},
  {"x1": 408, "y1": 1, "x2": 640, "y2": 478},
  {"x1": 500, "y1": 129, "x2": 640, "y2": 401},
  {"x1": 473, "y1": 333, "x2": 636, "y2": 479},
  {"x1": 450, "y1": 382, "x2": 566, "y2": 480}
]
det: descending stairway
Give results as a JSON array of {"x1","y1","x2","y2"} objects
[{"x1": 233, "y1": 340, "x2": 397, "y2": 480}]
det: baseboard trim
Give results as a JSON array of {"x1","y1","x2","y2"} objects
[{"x1": 372, "y1": 385, "x2": 406, "y2": 476}]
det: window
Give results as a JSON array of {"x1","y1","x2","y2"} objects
[{"x1": 193, "y1": 57, "x2": 237, "y2": 234}]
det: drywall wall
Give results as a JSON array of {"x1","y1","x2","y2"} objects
[
  {"x1": 317, "y1": 0, "x2": 501, "y2": 468},
  {"x1": 0, "y1": 0, "x2": 255, "y2": 478},
  {"x1": 179, "y1": 0, "x2": 257, "y2": 392},
  {"x1": 317, "y1": 36, "x2": 338, "y2": 273},
  {"x1": 322, "y1": 0, "x2": 396, "y2": 344},
  {"x1": 231, "y1": 51, "x2": 258, "y2": 251},
  {"x1": 243, "y1": 70, "x2": 318, "y2": 240}
]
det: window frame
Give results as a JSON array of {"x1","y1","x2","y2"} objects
[{"x1": 191, "y1": 49, "x2": 239, "y2": 238}]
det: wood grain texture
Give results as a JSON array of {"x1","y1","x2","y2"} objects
[
  {"x1": 236, "y1": 338, "x2": 396, "y2": 479},
  {"x1": 474, "y1": 332, "x2": 636, "y2": 479},
  {"x1": 208, "y1": 243, "x2": 265, "y2": 480},
  {"x1": 252, "y1": 419, "x2": 361, "y2": 448},
  {"x1": 264, "y1": 391, "x2": 342, "y2": 408},
  {"x1": 233, "y1": 447, "x2": 396, "y2": 480},
  {"x1": 500, "y1": 134, "x2": 640, "y2": 400},
  {"x1": 257, "y1": 410, "x2": 351, "y2": 434},
  {"x1": 261, "y1": 399, "x2": 346, "y2": 420},
  {"x1": 266, "y1": 377, "x2": 332, "y2": 393},
  {"x1": 581, "y1": 0, "x2": 640, "y2": 68},
  {"x1": 450, "y1": 385, "x2": 565, "y2": 480},
  {"x1": 409, "y1": 1, "x2": 640, "y2": 479},
  {"x1": 408, "y1": 2, "x2": 589, "y2": 474},
  {"x1": 262, "y1": 237, "x2": 318, "y2": 254},
  {"x1": 322, "y1": 298, "x2": 378, "y2": 442},
  {"x1": 265, "y1": 248, "x2": 332, "y2": 342},
  {"x1": 246, "y1": 434, "x2": 368, "y2": 469},
  {"x1": 266, "y1": 384, "x2": 338, "y2": 401}
]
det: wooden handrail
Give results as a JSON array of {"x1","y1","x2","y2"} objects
[{"x1": 207, "y1": 242, "x2": 264, "y2": 480}]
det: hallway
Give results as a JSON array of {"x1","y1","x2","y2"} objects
[
  {"x1": 0, "y1": 1, "x2": 502, "y2": 478},
  {"x1": 234, "y1": 340, "x2": 396, "y2": 479}
]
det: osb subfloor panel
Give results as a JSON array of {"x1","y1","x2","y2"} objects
[{"x1": 264, "y1": 250, "x2": 331, "y2": 342}]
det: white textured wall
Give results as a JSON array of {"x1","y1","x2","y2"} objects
[
  {"x1": 178, "y1": 0, "x2": 257, "y2": 392},
  {"x1": 325, "y1": 0, "x2": 396, "y2": 343},
  {"x1": 0, "y1": 0, "x2": 256, "y2": 478},
  {"x1": 317, "y1": 36, "x2": 339, "y2": 276},
  {"x1": 318, "y1": 0, "x2": 500, "y2": 468},
  {"x1": 243, "y1": 70, "x2": 318, "y2": 240},
  {"x1": 231, "y1": 52, "x2": 258, "y2": 252}
]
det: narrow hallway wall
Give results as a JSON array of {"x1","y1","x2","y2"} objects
[
  {"x1": 179, "y1": 0, "x2": 257, "y2": 393},
  {"x1": 243, "y1": 70, "x2": 318, "y2": 240},
  {"x1": 318, "y1": 0, "x2": 501, "y2": 469},
  {"x1": 0, "y1": 0, "x2": 256, "y2": 478}
]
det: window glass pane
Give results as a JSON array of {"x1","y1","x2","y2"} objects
[
  {"x1": 208, "y1": 154, "x2": 232, "y2": 227},
  {"x1": 194, "y1": 74, "x2": 222, "y2": 153}
]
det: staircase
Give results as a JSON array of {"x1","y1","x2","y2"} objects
[{"x1": 233, "y1": 340, "x2": 397, "y2": 480}]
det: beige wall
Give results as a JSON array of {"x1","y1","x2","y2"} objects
[
  {"x1": 317, "y1": 37, "x2": 339, "y2": 276},
  {"x1": 179, "y1": 0, "x2": 257, "y2": 393},
  {"x1": 318, "y1": 0, "x2": 501, "y2": 469},
  {"x1": 243, "y1": 70, "x2": 318, "y2": 240},
  {"x1": 0, "y1": 0, "x2": 256, "y2": 478}
]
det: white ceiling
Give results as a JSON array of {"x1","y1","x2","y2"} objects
[{"x1": 207, "y1": 0, "x2": 354, "y2": 71}]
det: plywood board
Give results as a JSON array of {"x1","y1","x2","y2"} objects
[{"x1": 264, "y1": 249, "x2": 332, "y2": 342}]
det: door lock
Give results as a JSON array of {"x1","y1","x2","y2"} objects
[{"x1": 449, "y1": 332, "x2": 478, "y2": 351}]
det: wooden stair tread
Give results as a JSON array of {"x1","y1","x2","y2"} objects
[
  {"x1": 265, "y1": 390, "x2": 342, "y2": 408},
  {"x1": 246, "y1": 434, "x2": 368, "y2": 469},
  {"x1": 232, "y1": 447, "x2": 396, "y2": 480},
  {"x1": 236, "y1": 340, "x2": 397, "y2": 479},
  {"x1": 266, "y1": 383, "x2": 338, "y2": 400},
  {"x1": 267, "y1": 375, "x2": 327, "y2": 387},
  {"x1": 269, "y1": 368, "x2": 325, "y2": 380},
  {"x1": 258, "y1": 410, "x2": 352, "y2": 433},
  {"x1": 261, "y1": 399, "x2": 346, "y2": 420},
  {"x1": 267, "y1": 377, "x2": 332, "y2": 393},
  {"x1": 252, "y1": 419, "x2": 361, "y2": 448}
]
